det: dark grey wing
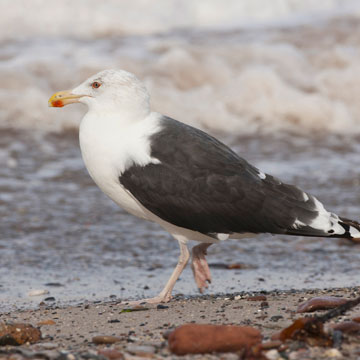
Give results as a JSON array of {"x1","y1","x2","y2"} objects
[{"x1": 119, "y1": 117, "x2": 332, "y2": 237}]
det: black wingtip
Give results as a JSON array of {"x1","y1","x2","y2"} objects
[{"x1": 339, "y1": 217, "x2": 360, "y2": 242}]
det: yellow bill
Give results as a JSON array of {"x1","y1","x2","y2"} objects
[{"x1": 48, "y1": 90, "x2": 83, "y2": 107}]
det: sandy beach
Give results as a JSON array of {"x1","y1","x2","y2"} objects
[{"x1": 1, "y1": 287, "x2": 360, "y2": 359}]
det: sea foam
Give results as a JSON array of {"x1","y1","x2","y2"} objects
[{"x1": 1, "y1": 0, "x2": 360, "y2": 135}]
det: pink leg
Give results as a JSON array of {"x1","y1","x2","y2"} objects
[
  {"x1": 191, "y1": 243, "x2": 212, "y2": 293},
  {"x1": 123, "y1": 241, "x2": 190, "y2": 305}
]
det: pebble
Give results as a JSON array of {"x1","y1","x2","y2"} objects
[
  {"x1": 121, "y1": 305, "x2": 149, "y2": 313},
  {"x1": 44, "y1": 282, "x2": 64, "y2": 287},
  {"x1": 39, "y1": 350, "x2": 60, "y2": 359},
  {"x1": 37, "y1": 319, "x2": 56, "y2": 326},
  {"x1": 266, "y1": 349, "x2": 280, "y2": 360},
  {"x1": 0, "y1": 323, "x2": 42, "y2": 346},
  {"x1": 260, "y1": 340, "x2": 282, "y2": 350},
  {"x1": 28, "y1": 289, "x2": 49, "y2": 297},
  {"x1": 36, "y1": 342, "x2": 58, "y2": 350},
  {"x1": 297, "y1": 296, "x2": 348, "y2": 313},
  {"x1": 289, "y1": 351, "x2": 301, "y2": 360},
  {"x1": 331, "y1": 321, "x2": 360, "y2": 334},
  {"x1": 323, "y1": 348, "x2": 342, "y2": 358},
  {"x1": 97, "y1": 348, "x2": 124, "y2": 360},
  {"x1": 168, "y1": 323, "x2": 262, "y2": 355},
  {"x1": 270, "y1": 315, "x2": 283, "y2": 322},
  {"x1": 126, "y1": 344, "x2": 156, "y2": 356},
  {"x1": 156, "y1": 304, "x2": 169, "y2": 310},
  {"x1": 227, "y1": 263, "x2": 251, "y2": 269},
  {"x1": 92, "y1": 335, "x2": 122, "y2": 344}
]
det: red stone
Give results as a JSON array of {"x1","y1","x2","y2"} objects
[
  {"x1": 297, "y1": 296, "x2": 349, "y2": 313},
  {"x1": 37, "y1": 319, "x2": 56, "y2": 326},
  {"x1": 92, "y1": 335, "x2": 122, "y2": 344},
  {"x1": 0, "y1": 323, "x2": 41, "y2": 346},
  {"x1": 331, "y1": 321, "x2": 360, "y2": 334},
  {"x1": 168, "y1": 323, "x2": 262, "y2": 355}
]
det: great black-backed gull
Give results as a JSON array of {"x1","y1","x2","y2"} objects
[{"x1": 49, "y1": 69, "x2": 360, "y2": 303}]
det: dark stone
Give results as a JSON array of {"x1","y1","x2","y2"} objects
[
  {"x1": 270, "y1": 315, "x2": 284, "y2": 322},
  {"x1": 157, "y1": 304, "x2": 169, "y2": 310}
]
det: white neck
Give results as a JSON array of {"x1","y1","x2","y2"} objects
[
  {"x1": 85, "y1": 108, "x2": 149, "y2": 128},
  {"x1": 79, "y1": 110, "x2": 162, "y2": 177},
  {"x1": 77, "y1": 109, "x2": 163, "y2": 220}
]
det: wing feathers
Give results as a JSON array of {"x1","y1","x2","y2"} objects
[{"x1": 119, "y1": 117, "x2": 352, "y2": 239}]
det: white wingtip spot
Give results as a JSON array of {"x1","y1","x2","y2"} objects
[
  {"x1": 258, "y1": 171, "x2": 266, "y2": 180},
  {"x1": 293, "y1": 218, "x2": 306, "y2": 229},
  {"x1": 302, "y1": 192, "x2": 309, "y2": 201},
  {"x1": 350, "y1": 226, "x2": 360, "y2": 238},
  {"x1": 151, "y1": 157, "x2": 161, "y2": 165},
  {"x1": 310, "y1": 197, "x2": 345, "y2": 235},
  {"x1": 217, "y1": 233, "x2": 229, "y2": 241}
]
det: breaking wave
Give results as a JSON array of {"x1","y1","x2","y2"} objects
[{"x1": 1, "y1": 0, "x2": 360, "y2": 136}]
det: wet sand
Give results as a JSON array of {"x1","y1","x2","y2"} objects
[
  {"x1": 1, "y1": 130, "x2": 360, "y2": 358},
  {"x1": 1, "y1": 287, "x2": 360, "y2": 359}
]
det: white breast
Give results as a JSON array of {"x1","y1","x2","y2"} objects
[{"x1": 79, "y1": 111, "x2": 161, "y2": 220}]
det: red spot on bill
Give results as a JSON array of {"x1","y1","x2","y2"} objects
[{"x1": 52, "y1": 100, "x2": 64, "y2": 107}]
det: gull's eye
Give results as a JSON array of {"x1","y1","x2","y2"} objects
[{"x1": 91, "y1": 81, "x2": 101, "y2": 89}]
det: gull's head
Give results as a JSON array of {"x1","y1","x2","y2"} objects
[{"x1": 48, "y1": 69, "x2": 151, "y2": 117}]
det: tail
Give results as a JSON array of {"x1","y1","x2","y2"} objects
[
  {"x1": 258, "y1": 174, "x2": 360, "y2": 243},
  {"x1": 286, "y1": 216, "x2": 360, "y2": 243},
  {"x1": 338, "y1": 217, "x2": 360, "y2": 243},
  {"x1": 283, "y1": 194, "x2": 360, "y2": 243}
]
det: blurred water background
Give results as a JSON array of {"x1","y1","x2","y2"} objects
[{"x1": 1, "y1": 0, "x2": 360, "y2": 311}]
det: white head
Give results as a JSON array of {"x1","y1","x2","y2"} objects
[{"x1": 49, "y1": 69, "x2": 151, "y2": 119}]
